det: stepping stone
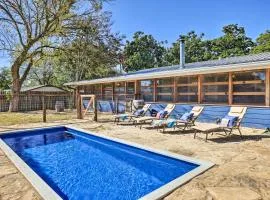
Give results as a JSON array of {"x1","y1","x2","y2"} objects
[{"x1": 206, "y1": 187, "x2": 261, "y2": 200}]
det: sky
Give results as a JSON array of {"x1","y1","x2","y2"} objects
[
  {"x1": 104, "y1": 0, "x2": 270, "y2": 43},
  {"x1": 0, "y1": 0, "x2": 269, "y2": 68}
]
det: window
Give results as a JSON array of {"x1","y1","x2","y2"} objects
[
  {"x1": 232, "y1": 70, "x2": 265, "y2": 105},
  {"x1": 126, "y1": 82, "x2": 135, "y2": 94},
  {"x1": 126, "y1": 82, "x2": 135, "y2": 100},
  {"x1": 202, "y1": 73, "x2": 228, "y2": 104},
  {"x1": 114, "y1": 82, "x2": 125, "y2": 94},
  {"x1": 157, "y1": 78, "x2": 173, "y2": 102},
  {"x1": 114, "y1": 82, "x2": 125, "y2": 100},
  {"x1": 102, "y1": 83, "x2": 113, "y2": 100},
  {"x1": 177, "y1": 76, "x2": 198, "y2": 103},
  {"x1": 140, "y1": 80, "x2": 154, "y2": 102}
]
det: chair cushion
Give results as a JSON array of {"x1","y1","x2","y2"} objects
[
  {"x1": 156, "y1": 110, "x2": 168, "y2": 119},
  {"x1": 179, "y1": 112, "x2": 194, "y2": 122},
  {"x1": 166, "y1": 119, "x2": 177, "y2": 128},
  {"x1": 166, "y1": 104, "x2": 175, "y2": 110},
  {"x1": 150, "y1": 109, "x2": 158, "y2": 116},
  {"x1": 224, "y1": 115, "x2": 239, "y2": 128},
  {"x1": 134, "y1": 109, "x2": 144, "y2": 117},
  {"x1": 118, "y1": 114, "x2": 128, "y2": 121},
  {"x1": 192, "y1": 106, "x2": 202, "y2": 112},
  {"x1": 230, "y1": 107, "x2": 244, "y2": 114},
  {"x1": 220, "y1": 118, "x2": 230, "y2": 127}
]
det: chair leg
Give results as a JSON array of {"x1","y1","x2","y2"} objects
[
  {"x1": 163, "y1": 125, "x2": 166, "y2": 133},
  {"x1": 205, "y1": 133, "x2": 208, "y2": 141},
  {"x1": 238, "y1": 127, "x2": 243, "y2": 139},
  {"x1": 194, "y1": 130, "x2": 197, "y2": 139},
  {"x1": 182, "y1": 124, "x2": 188, "y2": 132}
]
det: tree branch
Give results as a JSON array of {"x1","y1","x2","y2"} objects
[{"x1": 20, "y1": 58, "x2": 33, "y2": 84}]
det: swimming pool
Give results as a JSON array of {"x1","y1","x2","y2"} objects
[{"x1": 0, "y1": 126, "x2": 214, "y2": 200}]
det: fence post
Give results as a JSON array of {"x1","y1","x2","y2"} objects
[
  {"x1": 116, "y1": 97, "x2": 119, "y2": 114},
  {"x1": 76, "y1": 87, "x2": 82, "y2": 119},
  {"x1": 42, "y1": 95, "x2": 47, "y2": 123},
  {"x1": 93, "y1": 95, "x2": 97, "y2": 122}
]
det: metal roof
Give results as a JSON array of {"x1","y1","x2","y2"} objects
[
  {"x1": 65, "y1": 52, "x2": 270, "y2": 86},
  {"x1": 21, "y1": 85, "x2": 68, "y2": 92}
]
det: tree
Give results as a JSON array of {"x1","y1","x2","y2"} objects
[
  {"x1": 210, "y1": 24, "x2": 254, "y2": 59},
  {"x1": 0, "y1": 67, "x2": 11, "y2": 90},
  {"x1": 53, "y1": 13, "x2": 123, "y2": 85},
  {"x1": 123, "y1": 31, "x2": 167, "y2": 71},
  {"x1": 165, "y1": 24, "x2": 255, "y2": 65},
  {"x1": 165, "y1": 31, "x2": 207, "y2": 65},
  {"x1": 27, "y1": 59, "x2": 55, "y2": 86},
  {"x1": 0, "y1": 0, "x2": 105, "y2": 111},
  {"x1": 252, "y1": 30, "x2": 270, "y2": 53}
]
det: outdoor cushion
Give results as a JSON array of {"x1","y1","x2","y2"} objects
[
  {"x1": 152, "y1": 119, "x2": 164, "y2": 127},
  {"x1": 166, "y1": 104, "x2": 175, "y2": 110},
  {"x1": 118, "y1": 114, "x2": 128, "y2": 121},
  {"x1": 230, "y1": 107, "x2": 244, "y2": 114},
  {"x1": 134, "y1": 109, "x2": 144, "y2": 117},
  {"x1": 150, "y1": 109, "x2": 158, "y2": 116},
  {"x1": 220, "y1": 118, "x2": 230, "y2": 127},
  {"x1": 180, "y1": 112, "x2": 194, "y2": 122},
  {"x1": 192, "y1": 106, "x2": 202, "y2": 112},
  {"x1": 224, "y1": 115, "x2": 239, "y2": 128},
  {"x1": 165, "y1": 119, "x2": 177, "y2": 128},
  {"x1": 156, "y1": 110, "x2": 168, "y2": 119}
]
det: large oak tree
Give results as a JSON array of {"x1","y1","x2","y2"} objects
[
  {"x1": 123, "y1": 31, "x2": 167, "y2": 72},
  {"x1": 0, "y1": 0, "x2": 104, "y2": 111}
]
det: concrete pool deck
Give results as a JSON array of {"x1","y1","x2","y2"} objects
[{"x1": 0, "y1": 115, "x2": 270, "y2": 199}]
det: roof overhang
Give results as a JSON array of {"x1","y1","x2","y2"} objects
[{"x1": 64, "y1": 60, "x2": 270, "y2": 86}]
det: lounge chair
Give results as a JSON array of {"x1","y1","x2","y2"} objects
[
  {"x1": 113, "y1": 103, "x2": 151, "y2": 124},
  {"x1": 160, "y1": 106, "x2": 204, "y2": 132},
  {"x1": 193, "y1": 106, "x2": 247, "y2": 141},
  {"x1": 134, "y1": 104, "x2": 176, "y2": 129}
]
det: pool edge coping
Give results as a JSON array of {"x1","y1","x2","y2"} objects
[
  {"x1": 0, "y1": 137, "x2": 62, "y2": 200},
  {"x1": 0, "y1": 125, "x2": 215, "y2": 200},
  {"x1": 66, "y1": 125, "x2": 215, "y2": 200}
]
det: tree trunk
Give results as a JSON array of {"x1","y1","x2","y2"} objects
[
  {"x1": 9, "y1": 57, "x2": 33, "y2": 112},
  {"x1": 9, "y1": 61, "x2": 22, "y2": 113},
  {"x1": 9, "y1": 78, "x2": 22, "y2": 112}
]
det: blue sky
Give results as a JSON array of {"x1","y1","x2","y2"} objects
[
  {"x1": 104, "y1": 0, "x2": 269, "y2": 43},
  {"x1": 1, "y1": 0, "x2": 269, "y2": 68}
]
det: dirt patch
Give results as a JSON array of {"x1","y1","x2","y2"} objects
[{"x1": 0, "y1": 114, "x2": 270, "y2": 199}]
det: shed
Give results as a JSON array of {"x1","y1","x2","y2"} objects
[{"x1": 21, "y1": 85, "x2": 69, "y2": 94}]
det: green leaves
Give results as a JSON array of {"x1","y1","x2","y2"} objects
[
  {"x1": 123, "y1": 31, "x2": 167, "y2": 72},
  {"x1": 165, "y1": 24, "x2": 255, "y2": 65},
  {"x1": 252, "y1": 30, "x2": 270, "y2": 54},
  {"x1": 123, "y1": 24, "x2": 258, "y2": 72},
  {"x1": 211, "y1": 24, "x2": 254, "y2": 58},
  {"x1": 165, "y1": 31, "x2": 207, "y2": 64},
  {"x1": 0, "y1": 67, "x2": 11, "y2": 90}
]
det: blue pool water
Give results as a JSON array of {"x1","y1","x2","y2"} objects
[{"x1": 1, "y1": 127, "x2": 199, "y2": 200}]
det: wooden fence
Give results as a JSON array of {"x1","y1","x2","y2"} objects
[{"x1": 0, "y1": 91, "x2": 74, "y2": 112}]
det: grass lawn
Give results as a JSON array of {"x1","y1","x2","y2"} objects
[{"x1": 0, "y1": 111, "x2": 77, "y2": 126}]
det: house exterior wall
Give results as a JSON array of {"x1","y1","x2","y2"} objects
[{"x1": 79, "y1": 68, "x2": 270, "y2": 107}]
